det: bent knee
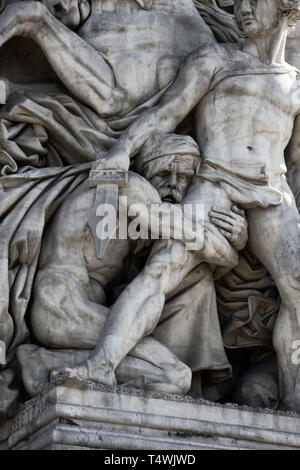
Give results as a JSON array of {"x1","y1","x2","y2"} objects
[
  {"x1": 31, "y1": 297, "x2": 78, "y2": 349},
  {"x1": 30, "y1": 271, "x2": 106, "y2": 349},
  {"x1": 274, "y1": 249, "x2": 300, "y2": 294},
  {"x1": 284, "y1": 273, "x2": 300, "y2": 292},
  {"x1": 275, "y1": 271, "x2": 300, "y2": 304},
  {"x1": 31, "y1": 298, "x2": 102, "y2": 349}
]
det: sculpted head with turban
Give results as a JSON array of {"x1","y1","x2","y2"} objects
[{"x1": 136, "y1": 133, "x2": 200, "y2": 203}]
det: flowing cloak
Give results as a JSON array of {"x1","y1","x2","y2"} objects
[{"x1": 216, "y1": 248, "x2": 279, "y2": 352}]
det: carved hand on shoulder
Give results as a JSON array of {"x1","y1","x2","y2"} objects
[{"x1": 209, "y1": 205, "x2": 248, "y2": 251}]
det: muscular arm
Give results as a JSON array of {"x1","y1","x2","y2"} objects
[
  {"x1": 0, "y1": 2, "x2": 113, "y2": 113},
  {"x1": 99, "y1": 44, "x2": 224, "y2": 170}
]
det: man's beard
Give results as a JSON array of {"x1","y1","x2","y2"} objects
[{"x1": 160, "y1": 187, "x2": 183, "y2": 203}]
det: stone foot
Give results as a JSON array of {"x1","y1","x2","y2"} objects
[{"x1": 50, "y1": 359, "x2": 117, "y2": 386}]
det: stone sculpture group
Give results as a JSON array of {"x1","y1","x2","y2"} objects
[{"x1": 1, "y1": 0, "x2": 300, "y2": 422}]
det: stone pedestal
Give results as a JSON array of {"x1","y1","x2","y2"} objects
[{"x1": 1, "y1": 380, "x2": 300, "y2": 450}]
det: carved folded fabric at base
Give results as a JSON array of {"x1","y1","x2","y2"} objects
[
  {"x1": 222, "y1": 295, "x2": 278, "y2": 350},
  {"x1": 217, "y1": 248, "x2": 279, "y2": 350},
  {"x1": 215, "y1": 249, "x2": 280, "y2": 408}
]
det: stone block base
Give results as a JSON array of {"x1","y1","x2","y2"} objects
[{"x1": 1, "y1": 380, "x2": 300, "y2": 450}]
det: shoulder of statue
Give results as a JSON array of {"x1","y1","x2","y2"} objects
[{"x1": 186, "y1": 42, "x2": 232, "y2": 74}]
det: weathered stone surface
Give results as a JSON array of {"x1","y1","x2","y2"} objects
[
  {"x1": 2, "y1": 0, "x2": 300, "y2": 451},
  {"x1": 2, "y1": 381, "x2": 300, "y2": 450}
]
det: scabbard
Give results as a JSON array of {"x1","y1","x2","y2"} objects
[{"x1": 88, "y1": 169, "x2": 128, "y2": 259}]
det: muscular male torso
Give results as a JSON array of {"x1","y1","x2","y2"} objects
[{"x1": 193, "y1": 46, "x2": 300, "y2": 180}]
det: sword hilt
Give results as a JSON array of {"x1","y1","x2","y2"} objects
[{"x1": 88, "y1": 169, "x2": 128, "y2": 188}]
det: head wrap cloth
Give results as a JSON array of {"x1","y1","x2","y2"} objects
[{"x1": 136, "y1": 133, "x2": 201, "y2": 180}]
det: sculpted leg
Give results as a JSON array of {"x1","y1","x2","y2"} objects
[
  {"x1": 17, "y1": 338, "x2": 191, "y2": 396},
  {"x1": 53, "y1": 240, "x2": 200, "y2": 384},
  {"x1": 248, "y1": 180, "x2": 300, "y2": 410},
  {"x1": 31, "y1": 269, "x2": 109, "y2": 350},
  {"x1": 29, "y1": 263, "x2": 191, "y2": 392},
  {"x1": 50, "y1": 290, "x2": 165, "y2": 385}
]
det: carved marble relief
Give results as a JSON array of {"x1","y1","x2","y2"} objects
[{"x1": 1, "y1": 0, "x2": 300, "y2": 422}]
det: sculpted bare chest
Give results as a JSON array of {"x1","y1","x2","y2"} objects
[
  {"x1": 209, "y1": 68, "x2": 300, "y2": 116},
  {"x1": 194, "y1": 67, "x2": 300, "y2": 163}
]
